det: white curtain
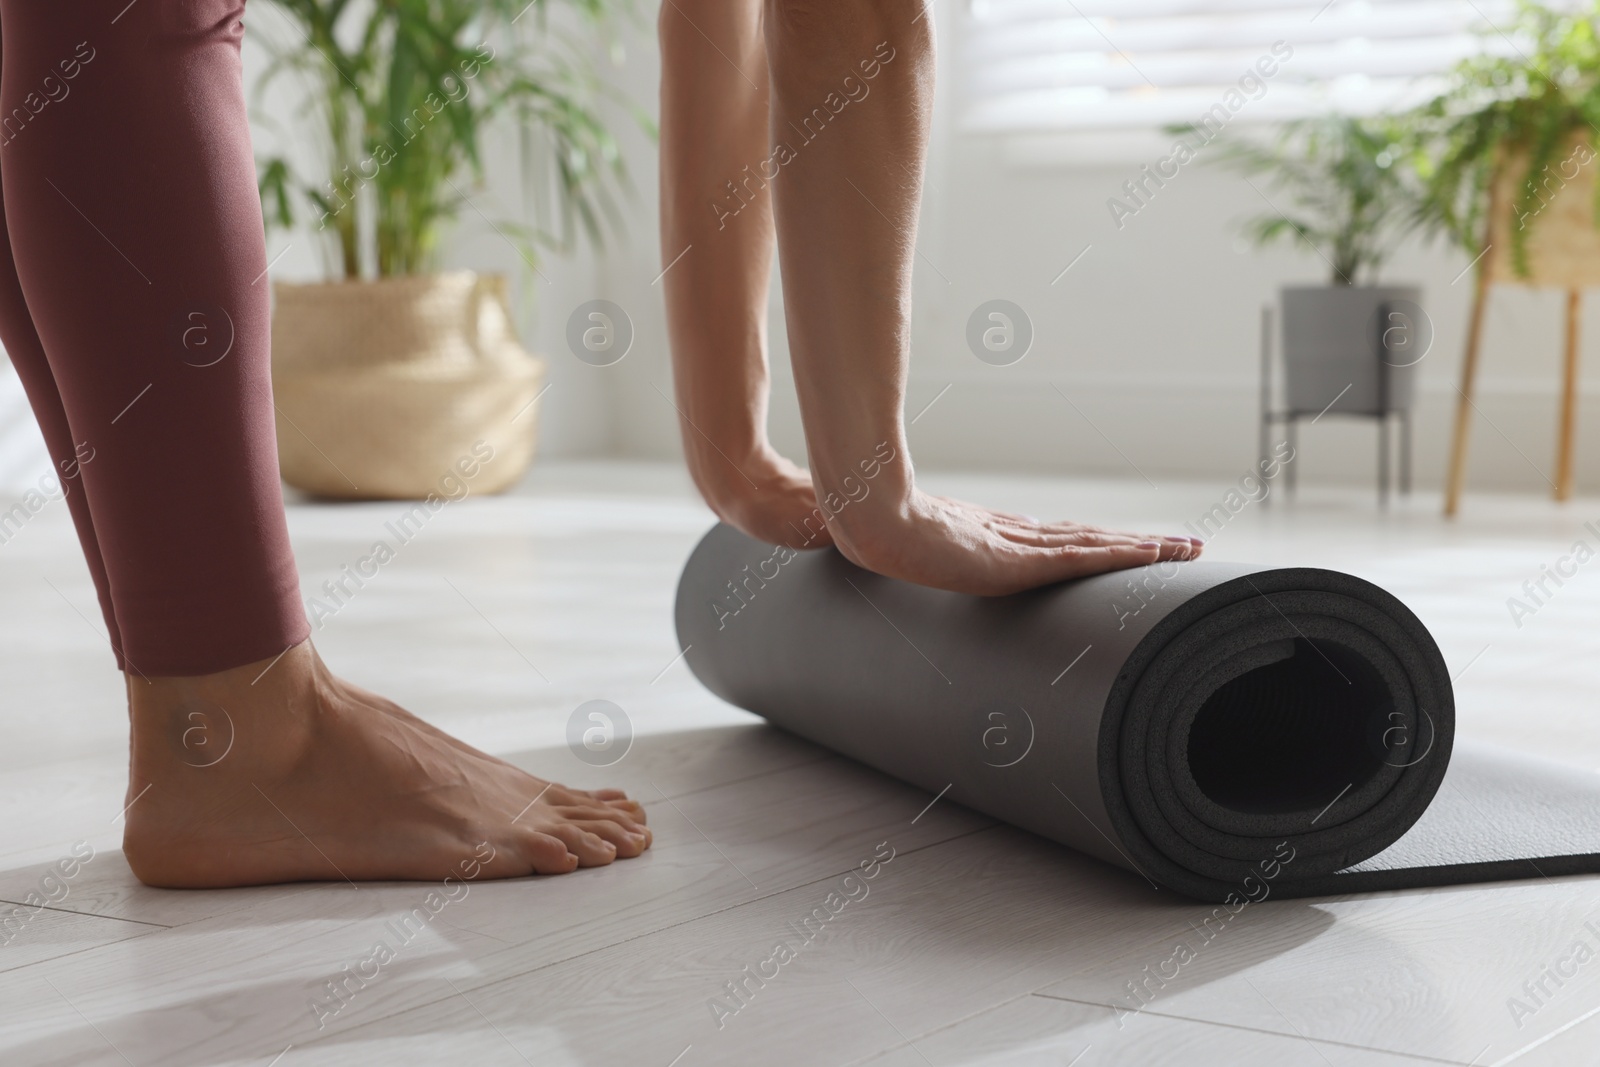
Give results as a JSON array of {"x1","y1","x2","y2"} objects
[{"x1": 961, "y1": 0, "x2": 1523, "y2": 131}]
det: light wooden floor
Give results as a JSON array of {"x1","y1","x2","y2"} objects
[{"x1": 3, "y1": 461, "x2": 1599, "y2": 1066}]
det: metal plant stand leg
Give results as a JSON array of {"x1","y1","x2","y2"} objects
[
  {"x1": 1259, "y1": 304, "x2": 1273, "y2": 504},
  {"x1": 1400, "y1": 409, "x2": 1413, "y2": 496},
  {"x1": 1379, "y1": 414, "x2": 1390, "y2": 506},
  {"x1": 1286, "y1": 419, "x2": 1298, "y2": 498}
]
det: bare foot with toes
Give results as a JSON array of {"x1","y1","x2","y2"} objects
[{"x1": 122, "y1": 642, "x2": 649, "y2": 889}]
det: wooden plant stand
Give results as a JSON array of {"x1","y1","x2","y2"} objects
[{"x1": 1445, "y1": 137, "x2": 1599, "y2": 516}]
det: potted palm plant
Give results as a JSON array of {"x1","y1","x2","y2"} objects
[
  {"x1": 1414, "y1": 0, "x2": 1600, "y2": 279},
  {"x1": 1194, "y1": 116, "x2": 1431, "y2": 418},
  {"x1": 253, "y1": 0, "x2": 638, "y2": 499}
]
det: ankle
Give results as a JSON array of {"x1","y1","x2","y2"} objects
[{"x1": 126, "y1": 641, "x2": 321, "y2": 780}]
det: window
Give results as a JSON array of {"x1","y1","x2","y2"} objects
[{"x1": 961, "y1": 0, "x2": 1521, "y2": 132}]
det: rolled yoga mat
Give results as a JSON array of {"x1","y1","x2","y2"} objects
[{"x1": 676, "y1": 523, "x2": 1600, "y2": 903}]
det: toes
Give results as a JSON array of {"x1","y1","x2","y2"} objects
[
  {"x1": 549, "y1": 823, "x2": 618, "y2": 867},
  {"x1": 554, "y1": 804, "x2": 647, "y2": 836},
  {"x1": 600, "y1": 799, "x2": 648, "y2": 824},
  {"x1": 524, "y1": 786, "x2": 647, "y2": 827},
  {"x1": 518, "y1": 831, "x2": 581, "y2": 875},
  {"x1": 541, "y1": 784, "x2": 586, "y2": 806},
  {"x1": 575, "y1": 819, "x2": 652, "y2": 857},
  {"x1": 588, "y1": 789, "x2": 646, "y2": 821},
  {"x1": 604, "y1": 797, "x2": 646, "y2": 821},
  {"x1": 556, "y1": 785, "x2": 639, "y2": 810}
]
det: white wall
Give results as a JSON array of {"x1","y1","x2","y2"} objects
[
  {"x1": 567, "y1": 3, "x2": 1600, "y2": 497},
  {"x1": 4, "y1": 3, "x2": 1596, "y2": 498}
]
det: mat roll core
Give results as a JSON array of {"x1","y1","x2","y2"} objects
[{"x1": 676, "y1": 523, "x2": 1600, "y2": 902}]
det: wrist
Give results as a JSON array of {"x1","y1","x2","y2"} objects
[
  {"x1": 686, "y1": 435, "x2": 778, "y2": 508},
  {"x1": 806, "y1": 437, "x2": 912, "y2": 545}
]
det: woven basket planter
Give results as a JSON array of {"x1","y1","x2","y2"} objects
[
  {"x1": 271, "y1": 272, "x2": 544, "y2": 500},
  {"x1": 1484, "y1": 132, "x2": 1600, "y2": 286}
]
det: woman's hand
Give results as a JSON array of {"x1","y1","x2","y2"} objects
[
  {"x1": 700, "y1": 447, "x2": 1203, "y2": 598},
  {"x1": 825, "y1": 486, "x2": 1201, "y2": 597},
  {"x1": 703, "y1": 449, "x2": 1202, "y2": 595}
]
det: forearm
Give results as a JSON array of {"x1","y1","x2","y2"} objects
[
  {"x1": 659, "y1": 0, "x2": 776, "y2": 500},
  {"x1": 764, "y1": 2, "x2": 933, "y2": 539}
]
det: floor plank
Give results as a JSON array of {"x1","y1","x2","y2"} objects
[
  {"x1": 852, "y1": 993, "x2": 1455, "y2": 1067},
  {"x1": 268, "y1": 829, "x2": 1224, "y2": 1067},
  {"x1": 0, "y1": 752, "x2": 988, "y2": 1066},
  {"x1": 0, "y1": 904, "x2": 155, "y2": 975},
  {"x1": 1035, "y1": 876, "x2": 1600, "y2": 1065}
]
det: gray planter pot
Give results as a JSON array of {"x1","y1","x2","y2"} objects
[{"x1": 1281, "y1": 285, "x2": 1427, "y2": 416}]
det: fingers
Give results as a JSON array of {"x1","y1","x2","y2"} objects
[
  {"x1": 987, "y1": 541, "x2": 1164, "y2": 591},
  {"x1": 1156, "y1": 538, "x2": 1202, "y2": 562},
  {"x1": 1040, "y1": 541, "x2": 1166, "y2": 580},
  {"x1": 999, "y1": 519, "x2": 1197, "y2": 551},
  {"x1": 936, "y1": 498, "x2": 1202, "y2": 561},
  {"x1": 993, "y1": 525, "x2": 1155, "y2": 548},
  {"x1": 1118, "y1": 535, "x2": 1199, "y2": 562},
  {"x1": 992, "y1": 524, "x2": 1201, "y2": 561}
]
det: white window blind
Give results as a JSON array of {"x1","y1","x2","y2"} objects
[{"x1": 961, "y1": 0, "x2": 1521, "y2": 132}]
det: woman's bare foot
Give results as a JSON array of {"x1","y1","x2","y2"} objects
[
  {"x1": 828, "y1": 486, "x2": 1202, "y2": 597},
  {"x1": 121, "y1": 642, "x2": 650, "y2": 888}
]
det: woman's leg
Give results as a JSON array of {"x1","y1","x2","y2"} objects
[
  {"x1": 2, "y1": 2, "x2": 302, "y2": 676},
  {"x1": 0, "y1": 171, "x2": 123, "y2": 668},
  {"x1": 0, "y1": 0, "x2": 647, "y2": 886}
]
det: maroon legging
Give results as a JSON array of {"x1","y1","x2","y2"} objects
[{"x1": 0, "y1": 0, "x2": 307, "y2": 676}]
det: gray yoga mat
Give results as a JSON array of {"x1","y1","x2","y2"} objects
[{"x1": 675, "y1": 523, "x2": 1600, "y2": 902}]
